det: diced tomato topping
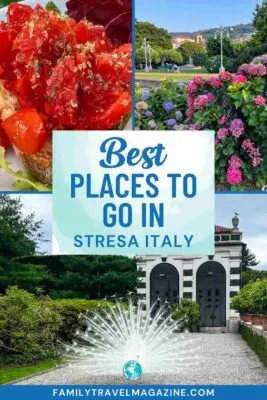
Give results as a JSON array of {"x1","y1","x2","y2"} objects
[
  {"x1": 0, "y1": 29, "x2": 16, "y2": 63},
  {"x1": 2, "y1": 108, "x2": 47, "y2": 154},
  {"x1": 46, "y1": 56, "x2": 78, "y2": 127},
  {"x1": 0, "y1": 3, "x2": 132, "y2": 144},
  {"x1": 0, "y1": 125, "x2": 10, "y2": 148},
  {"x1": 7, "y1": 3, "x2": 33, "y2": 25},
  {"x1": 75, "y1": 21, "x2": 113, "y2": 52},
  {"x1": 77, "y1": 91, "x2": 131, "y2": 130}
]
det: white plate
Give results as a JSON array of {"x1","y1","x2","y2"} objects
[{"x1": 0, "y1": 148, "x2": 23, "y2": 191}]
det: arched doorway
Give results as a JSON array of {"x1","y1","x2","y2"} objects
[
  {"x1": 150, "y1": 263, "x2": 179, "y2": 310},
  {"x1": 196, "y1": 261, "x2": 226, "y2": 327}
]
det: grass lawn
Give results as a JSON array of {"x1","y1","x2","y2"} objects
[
  {"x1": 0, "y1": 358, "x2": 63, "y2": 385},
  {"x1": 136, "y1": 71, "x2": 218, "y2": 82}
]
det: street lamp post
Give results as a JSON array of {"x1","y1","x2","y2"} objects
[
  {"x1": 142, "y1": 38, "x2": 151, "y2": 72},
  {"x1": 214, "y1": 26, "x2": 232, "y2": 73},
  {"x1": 147, "y1": 43, "x2": 153, "y2": 71}
]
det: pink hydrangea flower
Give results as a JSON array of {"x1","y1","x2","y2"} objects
[
  {"x1": 219, "y1": 71, "x2": 232, "y2": 81},
  {"x1": 238, "y1": 64, "x2": 250, "y2": 75},
  {"x1": 186, "y1": 107, "x2": 194, "y2": 119},
  {"x1": 253, "y1": 95, "x2": 266, "y2": 106},
  {"x1": 206, "y1": 93, "x2": 215, "y2": 102},
  {"x1": 219, "y1": 115, "x2": 227, "y2": 125},
  {"x1": 188, "y1": 76, "x2": 203, "y2": 94},
  {"x1": 229, "y1": 155, "x2": 242, "y2": 169},
  {"x1": 227, "y1": 167, "x2": 242, "y2": 185},
  {"x1": 187, "y1": 96, "x2": 194, "y2": 107},
  {"x1": 217, "y1": 128, "x2": 228, "y2": 140},
  {"x1": 242, "y1": 139, "x2": 262, "y2": 167},
  {"x1": 193, "y1": 76, "x2": 203, "y2": 85},
  {"x1": 189, "y1": 124, "x2": 203, "y2": 130},
  {"x1": 229, "y1": 119, "x2": 244, "y2": 138},
  {"x1": 194, "y1": 93, "x2": 215, "y2": 110},
  {"x1": 207, "y1": 77, "x2": 223, "y2": 89},
  {"x1": 247, "y1": 64, "x2": 266, "y2": 76},
  {"x1": 232, "y1": 74, "x2": 248, "y2": 84}
]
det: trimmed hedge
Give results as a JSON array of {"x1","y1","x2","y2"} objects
[
  {"x1": 0, "y1": 287, "x2": 113, "y2": 364},
  {"x1": 231, "y1": 280, "x2": 267, "y2": 314},
  {"x1": 240, "y1": 324, "x2": 267, "y2": 367}
]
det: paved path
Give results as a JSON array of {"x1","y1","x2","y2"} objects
[{"x1": 15, "y1": 334, "x2": 267, "y2": 385}]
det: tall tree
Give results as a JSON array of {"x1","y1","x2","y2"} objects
[
  {"x1": 179, "y1": 41, "x2": 205, "y2": 63},
  {"x1": 0, "y1": 195, "x2": 46, "y2": 258},
  {"x1": 206, "y1": 36, "x2": 235, "y2": 58},
  {"x1": 253, "y1": 0, "x2": 267, "y2": 44},
  {"x1": 136, "y1": 21, "x2": 173, "y2": 50},
  {"x1": 0, "y1": 256, "x2": 50, "y2": 294},
  {"x1": 16, "y1": 255, "x2": 139, "y2": 299},
  {"x1": 160, "y1": 49, "x2": 183, "y2": 65},
  {"x1": 241, "y1": 247, "x2": 260, "y2": 271}
]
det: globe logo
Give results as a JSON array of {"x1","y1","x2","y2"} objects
[{"x1": 123, "y1": 360, "x2": 143, "y2": 380}]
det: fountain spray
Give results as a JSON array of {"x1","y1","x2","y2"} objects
[{"x1": 63, "y1": 297, "x2": 200, "y2": 380}]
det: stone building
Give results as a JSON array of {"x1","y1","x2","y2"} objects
[
  {"x1": 172, "y1": 33, "x2": 205, "y2": 49},
  {"x1": 137, "y1": 215, "x2": 245, "y2": 332}
]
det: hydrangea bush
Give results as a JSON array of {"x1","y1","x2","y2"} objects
[
  {"x1": 187, "y1": 57, "x2": 267, "y2": 190},
  {"x1": 135, "y1": 80, "x2": 187, "y2": 130}
]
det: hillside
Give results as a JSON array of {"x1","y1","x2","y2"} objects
[{"x1": 171, "y1": 23, "x2": 255, "y2": 41}]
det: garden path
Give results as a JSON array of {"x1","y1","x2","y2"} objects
[{"x1": 15, "y1": 333, "x2": 267, "y2": 385}]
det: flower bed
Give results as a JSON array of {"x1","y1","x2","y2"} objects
[
  {"x1": 135, "y1": 80, "x2": 187, "y2": 130},
  {"x1": 136, "y1": 57, "x2": 267, "y2": 190},
  {"x1": 187, "y1": 57, "x2": 267, "y2": 190}
]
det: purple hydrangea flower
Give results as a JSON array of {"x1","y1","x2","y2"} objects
[
  {"x1": 144, "y1": 110, "x2": 153, "y2": 117},
  {"x1": 167, "y1": 118, "x2": 177, "y2": 126},
  {"x1": 163, "y1": 101, "x2": 174, "y2": 112},
  {"x1": 141, "y1": 90, "x2": 150, "y2": 101}
]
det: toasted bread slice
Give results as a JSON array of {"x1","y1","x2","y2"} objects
[{"x1": 15, "y1": 136, "x2": 52, "y2": 185}]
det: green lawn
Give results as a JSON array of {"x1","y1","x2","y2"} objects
[
  {"x1": 0, "y1": 358, "x2": 63, "y2": 385},
  {"x1": 136, "y1": 71, "x2": 218, "y2": 82}
]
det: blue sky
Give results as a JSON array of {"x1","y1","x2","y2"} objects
[
  {"x1": 216, "y1": 195, "x2": 267, "y2": 270},
  {"x1": 136, "y1": 0, "x2": 260, "y2": 32}
]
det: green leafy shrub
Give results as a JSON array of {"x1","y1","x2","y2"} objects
[
  {"x1": 50, "y1": 298, "x2": 112, "y2": 342},
  {"x1": 205, "y1": 55, "x2": 236, "y2": 73},
  {"x1": 173, "y1": 299, "x2": 200, "y2": 331},
  {"x1": 159, "y1": 49, "x2": 183, "y2": 65},
  {"x1": 240, "y1": 323, "x2": 267, "y2": 367},
  {"x1": 136, "y1": 80, "x2": 187, "y2": 130},
  {"x1": 233, "y1": 43, "x2": 267, "y2": 70},
  {"x1": 232, "y1": 280, "x2": 267, "y2": 314},
  {"x1": 45, "y1": 1, "x2": 61, "y2": 14},
  {"x1": 242, "y1": 269, "x2": 267, "y2": 287},
  {"x1": 0, "y1": 287, "x2": 61, "y2": 362},
  {"x1": 136, "y1": 48, "x2": 160, "y2": 67},
  {"x1": 188, "y1": 57, "x2": 267, "y2": 190},
  {"x1": 193, "y1": 53, "x2": 208, "y2": 68},
  {"x1": 179, "y1": 41, "x2": 206, "y2": 64}
]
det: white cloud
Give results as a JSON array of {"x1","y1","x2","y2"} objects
[
  {"x1": 243, "y1": 234, "x2": 267, "y2": 270},
  {"x1": 11, "y1": 194, "x2": 52, "y2": 254}
]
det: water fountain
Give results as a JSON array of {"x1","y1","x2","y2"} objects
[{"x1": 63, "y1": 297, "x2": 200, "y2": 380}]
